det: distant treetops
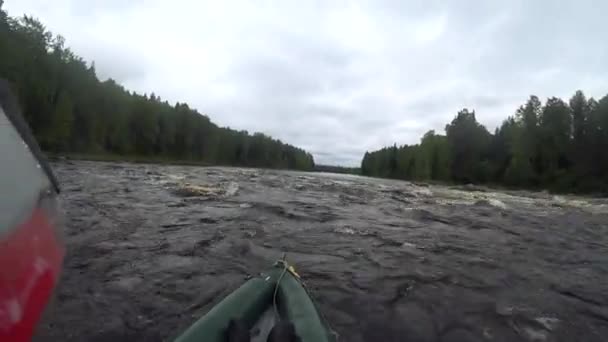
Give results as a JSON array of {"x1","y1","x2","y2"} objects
[{"x1": 362, "y1": 91, "x2": 608, "y2": 193}]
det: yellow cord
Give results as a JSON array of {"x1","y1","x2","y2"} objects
[
  {"x1": 272, "y1": 260, "x2": 289, "y2": 319},
  {"x1": 272, "y1": 257, "x2": 338, "y2": 341}
]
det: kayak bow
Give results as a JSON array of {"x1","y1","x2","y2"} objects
[{"x1": 175, "y1": 261, "x2": 336, "y2": 342}]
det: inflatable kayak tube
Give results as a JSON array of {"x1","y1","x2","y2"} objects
[{"x1": 174, "y1": 262, "x2": 336, "y2": 342}]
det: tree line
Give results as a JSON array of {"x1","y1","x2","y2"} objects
[
  {"x1": 314, "y1": 165, "x2": 361, "y2": 175},
  {"x1": 0, "y1": 4, "x2": 314, "y2": 170},
  {"x1": 362, "y1": 91, "x2": 608, "y2": 193}
]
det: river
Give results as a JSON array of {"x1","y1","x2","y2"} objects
[{"x1": 34, "y1": 160, "x2": 608, "y2": 342}]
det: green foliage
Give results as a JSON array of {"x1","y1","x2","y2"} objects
[
  {"x1": 587, "y1": 95, "x2": 608, "y2": 188},
  {"x1": 537, "y1": 97, "x2": 572, "y2": 184},
  {"x1": 44, "y1": 90, "x2": 73, "y2": 151},
  {"x1": 362, "y1": 91, "x2": 608, "y2": 193},
  {"x1": 0, "y1": 13, "x2": 314, "y2": 170},
  {"x1": 361, "y1": 131, "x2": 451, "y2": 182},
  {"x1": 445, "y1": 109, "x2": 491, "y2": 183},
  {"x1": 570, "y1": 90, "x2": 588, "y2": 147}
]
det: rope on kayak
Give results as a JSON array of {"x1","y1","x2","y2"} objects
[
  {"x1": 272, "y1": 257, "x2": 289, "y2": 319},
  {"x1": 273, "y1": 256, "x2": 339, "y2": 341}
]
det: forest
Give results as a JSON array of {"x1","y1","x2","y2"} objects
[
  {"x1": 0, "y1": 4, "x2": 314, "y2": 170},
  {"x1": 362, "y1": 92, "x2": 608, "y2": 193}
]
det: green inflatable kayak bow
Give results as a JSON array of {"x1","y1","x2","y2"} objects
[{"x1": 175, "y1": 260, "x2": 337, "y2": 342}]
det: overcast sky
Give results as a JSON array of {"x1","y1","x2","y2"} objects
[{"x1": 5, "y1": 0, "x2": 608, "y2": 166}]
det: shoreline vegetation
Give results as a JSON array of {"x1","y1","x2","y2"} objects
[
  {"x1": 1, "y1": 6, "x2": 314, "y2": 172},
  {"x1": 362, "y1": 94, "x2": 608, "y2": 195}
]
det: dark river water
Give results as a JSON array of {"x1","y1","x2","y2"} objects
[{"x1": 34, "y1": 161, "x2": 608, "y2": 342}]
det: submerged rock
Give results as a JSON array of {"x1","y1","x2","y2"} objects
[
  {"x1": 474, "y1": 198, "x2": 508, "y2": 210},
  {"x1": 173, "y1": 182, "x2": 239, "y2": 198},
  {"x1": 173, "y1": 183, "x2": 222, "y2": 197}
]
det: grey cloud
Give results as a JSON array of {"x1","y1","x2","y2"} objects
[
  {"x1": 472, "y1": 95, "x2": 512, "y2": 108},
  {"x1": 87, "y1": 46, "x2": 147, "y2": 84},
  {"x1": 221, "y1": 35, "x2": 362, "y2": 101},
  {"x1": 68, "y1": 0, "x2": 143, "y2": 15}
]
